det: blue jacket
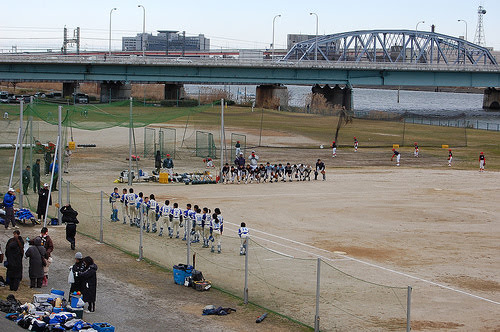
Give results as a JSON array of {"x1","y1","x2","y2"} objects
[
  {"x1": 3, "y1": 192, "x2": 16, "y2": 208},
  {"x1": 49, "y1": 162, "x2": 59, "y2": 174}
]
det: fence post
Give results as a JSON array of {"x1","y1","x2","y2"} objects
[
  {"x1": 138, "y1": 205, "x2": 143, "y2": 261},
  {"x1": 406, "y1": 286, "x2": 412, "y2": 332},
  {"x1": 244, "y1": 237, "x2": 249, "y2": 304},
  {"x1": 187, "y1": 222, "x2": 191, "y2": 266},
  {"x1": 66, "y1": 181, "x2": 70, "y2": 205},
  {"x1": 314, "y1": 258, "x2": 321, "y2": 332},
  {"x1": 99, "y1": 191, "x2": 103, "y2": 243}
]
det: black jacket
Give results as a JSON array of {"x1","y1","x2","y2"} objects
[
  {"x1": 60, "y1": 205, "x2": 79, "y2": 224},
  {"x1": 36, "y1": 188, "x2": 52, "y2": 215},
  {"x1": 5, "y1": 236, "x2": 24, "y2": 279},
  {"x1": 79, "y1": 263, "x2": 98, "y2": 303}
]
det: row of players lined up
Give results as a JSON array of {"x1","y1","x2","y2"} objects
[
  {"x1": 223, "y1": 158, "x2": 327, "y2": 184},
  {"x1": 108, "y1": 188, "x2": 249, "y2": 255}
]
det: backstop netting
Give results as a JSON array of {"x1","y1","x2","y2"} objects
[
  {"x1": 195, "y1": 130, "x2": 217, "y2": 158},
  {"x1": 144, "y1": 127, "x2": 156, "y2": 158},
  {"x1": 230, "y1": 133, "x2": 246, "y2": 161},
  {"x1": 159, "y1": 127, "x2": 176, "y2": 158}
]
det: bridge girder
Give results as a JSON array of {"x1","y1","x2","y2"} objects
[{"x1": 283, "y1": 29, "x2": 497, "y2": 66}]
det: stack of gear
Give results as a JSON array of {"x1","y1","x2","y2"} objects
[{"x1": 15, "y1": 208, "x2": 37, "y2": 225}]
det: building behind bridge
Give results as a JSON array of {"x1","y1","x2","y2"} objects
[{"x1": 122, "y1": 30, "x2": 210, "y2": 52}]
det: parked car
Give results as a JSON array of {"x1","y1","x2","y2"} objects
[
  {"x1": 46, "y1": 91, "x2": 63, "y2": 98},
  {"x1": 0, "y1": 91, "x2": 8, "y2": 103},
  {"x1": 72, "y1": 92, "x2": 89, "y2": 104},
  {"x1": 33, "y1": 92, "x2": 46, "y2": 98}
]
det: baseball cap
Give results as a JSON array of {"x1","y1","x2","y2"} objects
[
  {"x1": 43, "y1": 183, "x2": 49, "y2": 187},
  {"x1": 8, "y1": 187, "x2": 14, "y2": 192},
  {"x1": 75, "y1": 252, "x2": 83, "y2": 259}
]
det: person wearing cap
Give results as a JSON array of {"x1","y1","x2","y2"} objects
[
  {"x1": 63, "y1": 145, "x2": 72, "y2": 174},
  {"x1": 391, "y1": 148, "x2": 400, "y2": 166},
  {"x1": 3, "y1": 188, "x2": 17, "y2": 230},
  {"x1": 354, "y1": 137, "x2": 358, "y2": 152},
  {"x1": 331, "y1": 140, "x2": 337, "y2": 157},
  {"x1": 248, "y1": 150, "x2": 259, "y2": 171},
  {"x1": 154, "y1": 150, "x2": 162, "y2": 173},
  {"x1": 235, "y1": 140, "x2": 241, "y2": 157},
  {"x1": 69, "y1": 251, "x2": 85, "y2": 298},
  {"x1": 22, "y1": 165, "x2": 31, "y2": 195},
  {"x1": 36, "y1": 183, "x2": 52, "y2": 224},
  {"x1": 414, "y1": 142, "x2": 419, "y2": 158},
  {"x1": 32, "y1": 159, "x2": 41, "y2": 194},
  {"x1": 162, "y1": 154, "x2": 174, "y2": 178},
  {"x1": 479, "y1": 152, "x2": 486, "y2": 172},
  {"x1": 448, "y1": 149, "x2": 453, "y2": 167},
  {"x1": 315, "y1": 159, "x2": 326, "y2": 181}
]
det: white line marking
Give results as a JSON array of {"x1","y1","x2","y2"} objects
[{"x1": 224, "y1": 222, "x2": 500, "y2": 305}]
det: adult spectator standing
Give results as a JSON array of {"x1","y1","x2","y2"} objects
[
  {"x1": 25, "y1": 237, "x2": 46, "y2": 289},
  {"x1": 63, "y1": 146, "x2": 72, "y2": 174},
  {"x1": 36, "y1": 183, "x2": 51, "y2": 224},
  {"x1": 162, "y1": 154, "x2": 174, "y2": 178},
  {"x1": 39, "y1": 227, "x2": 54, "y2": 285},
  {"x1": 3, "y1": 188, "x2": 18, "y2": 230},
  {"x1": 44, "y1": 150, "x2": 51, "y2": 175},
  {"x1": 61, "y1": 204, "x2": 79, "y2": 250},
  {"x1": 154, "y1": 150, "x2": 162, "y2": 173},
  {"x1": 22, "y1": 165, "x2": 31, "y2": 195},
  {"x1": 32, "y1": 159, "x2": 41, "y2": 194},
  {"x1": 5, "y1": 230, "x2": 24, "y2": 291},
  {"x1": 50, "y1": 160, "x2": 59, "y2": 191},
  {"x1": 78, "y1": 256, "x2": 98, "y2": 313},
  {"x1": 69, "y1": 252, "x2": 85, "y2": 298}
]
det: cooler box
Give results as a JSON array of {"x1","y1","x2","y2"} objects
[
  {"x1": 92, "y1": 323, "x2": 115, "y2": 332},
  {"x1": 159, "y1": 172, "x2": 169, "y2": 184},
  {"x1": 70, "y1": 294, "x2": 82, "y2": 308},
  {"x1": 33, "y1": 294, "x2": 50, "y2": 304},
  {"x1": 173, "y1": 264, "x2": 193, "y2": 285},
  {"x1": 50, "y1": 289, "x2": 64, "y2": 299}
]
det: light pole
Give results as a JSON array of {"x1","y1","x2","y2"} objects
[
  {"x1": 310, "y1": 12, "x2": 319, "y2": 62},
  {"x1": 415, "y1": 20, "x2": 425, "y2": 32},
  {"x1": 458, "y1": 19, "x2": 468, "y2": 41},
  {"x1": 108, "y1": 8, "x2": 117, "y2": 56},
  {"x1": 272, "y1": 14, "x2": 281, "y2": 60},
  {"x1": 138, "y1": 4, "x2": 146, "y2": 57}
]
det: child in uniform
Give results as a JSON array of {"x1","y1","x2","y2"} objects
[
  {"x1": 391, "y1": 148, "x2": 401, "y2": 166},
  {"x1": 120, "y1": 188, "x2": 128, "y2": 224},
  {"x1": 210, "y1": 208, "x2": 223, "y2": 254},
  {"x1": 109, "y1": 187, "x2": 120, "y2": 222},
  {"x1": 479, "y1": 152, "x2": 486, "y2": 172},
  {"x1": 147, "y1": 194, "x2": 159, "y2": 233},
  {"x1": 414, "y1": 142, "x2": 419, "y2": 157},
  {"x1": 170, "y1": 203, "x2": 183, "y2": 238},
  {"x1": 222, "y1": 163, "x2": 230, "y2": 183},
  {"x1": 182, "y1": 204, "x2": 193, "y2": 241},
  {"x1": 159, "y1": 200, "x2": 171, "y2": 237},
  {"x1": 238, "y1": 222, "x2": 249, "y2": 255},
  {"x1": 202, "y1": 207, "x2": 212, "y2": 248},
  {"x1": 331, "y1": 141, "x2": 337, "y2": 157},
  {"x1": 193, "y1": 208, "x2": 204, "y2": 243},
  {"x1": 448, "y1": 149, "x2": 453, "y2": 167},
  {"x1": 126, "y1": 188, "x2": 137, "y2": 226},
  {"x1": 315, "y1": 159, "x2": 326, "y2": 181},
  {"x1": 354, "y1": 137, "x2": 358, "y2": 152}
]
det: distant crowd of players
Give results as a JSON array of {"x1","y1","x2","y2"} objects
[
  {"x1": 222, "y1": 150, "x2": 327, "y2": 184},
  {"x1": 108, "y1": 188, "x2": 249, "y2": 255}
]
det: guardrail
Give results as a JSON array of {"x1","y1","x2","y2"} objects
[{"x1": 0, "y1": 54, "x2": 499, "y2": 72}]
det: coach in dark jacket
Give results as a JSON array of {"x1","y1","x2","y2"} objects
[
  {"x1": 25, "y1": 237, "x2": 46, "y2": 288},
  {"x1": 61, "y1": 204, "x2": 79, "y2": 250},
  {"x1": 5, "y1": 230, "x2": 24, "y2": 291},
  {"x1": 78, "y1": 256, "x2": 98, "y2": 312},
  {"x1": 36, "y1": 184, "x2": 52, "y2": 223}
]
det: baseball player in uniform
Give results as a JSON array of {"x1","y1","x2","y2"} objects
[
  {"x1": 479, "y1": 152, "x2": 486, "y2": 172},
  {"x1": 202, "y1": 207, "x2": 212, "y2": 248},
  {"x1": 135, "y1": 192, "x2": 144, "y2": 228},
  {"x1": 414, "y1": 142, "x2": 419, "y2": 157},
  {"x1": 210, "y1": 208, "x2": 224, "y2": 254},
  {"x1": 315, "y1": 159, "x2": 326, "y2": 181},
  {"x1": 235, "y1": 140, "x2": 241, "y2": 156},
  {"x1": 159, "y1": 200, "x2": 171, "y2": 237},
  {"x1": 331, "y1": 141, "x2": 337, "y2": 157},
  {"x1": 170, "y1": 203, "x2": 183, "y2": 239},
  {"x1": 238, "y1": 222, "x2": 249, "y2": 255},
  {"x1": 193, "y1": 208, "x2": 204, "y2": 243},
  {"x1": 120, "y1": 188, "x2": 128, "y2": 224},
  {"x1": 448, "y1": 149, "x2": 453, "y2": 167},
  {"x1": 248, "y1": 151, "x2": 259, "y2": 172},
  {"x1": 126, "y1": 188, "x2": 137, "y2": 226},
  {"x1": 147, "y1": 194, "x2": 159, "y2": 233},
  {"x1": 109, "y1": 187, "x2": 120, "y2": 222},
  {"x1": 183, "y1": 204, "x2": 193, "y2": 241},
  {"x1": 221, "y1": 163, "x2": 230, "y2": 184},
  {"x1": 354, "y1": 137, "x2": 358, "y2": 152},
  {"x1": 391, "y1": 148, "x2": 401, "y2": 166}
]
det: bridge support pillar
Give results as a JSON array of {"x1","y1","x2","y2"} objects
[
  {"x1": 483, "y1": 88, "x2": 500, "y2": 110},
  {"x1": 100, "y1": 82, "x2": 131, "y2": 103},
  {"x1": 62, "y1": 82, "x2": 78, "y2": 97},
  {"x1": 164, "y1": 84, "x2": 185, "y2": 100},
  {"x1": 255, "y1": 84, "x2": 288, "y2": 109},
  {"x1": 312, "y1": 84, "x2": 352, "y2": 110}
]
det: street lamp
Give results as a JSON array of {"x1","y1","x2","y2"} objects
[
  {"x1": 415, "y1": 20, "x2": 425, "y2": 31},
  {"x1": 108, "y1": 8, "x2": 117, "y2": 56},
  {"x1": 310, "y1": 12, "x2": 319, "y2": 62},
  {"x1": 271, "y1": 14, "x2": 281, "y2": 60},
  {"x1": 138, "y1": 4, "x2": 146, "y2": 57},
  {"x1": 458, "y1": 19, "x2": 468, "y2": 41}
]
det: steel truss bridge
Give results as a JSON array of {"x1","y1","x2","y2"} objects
[{"x1": 283, "y1": 30, "x2": 497, "y2": 66}]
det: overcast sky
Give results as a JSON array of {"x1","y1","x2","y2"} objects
[{"x1": 0, "y1": 0, "x2": 498, "y2": 52}]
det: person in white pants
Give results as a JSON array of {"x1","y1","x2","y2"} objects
[
  {"x1": 193, "y1": 208, "x2": 203, "y2": 243},
  {"x1": 126, "y1": 188, "x2": 137, "y2": 226},
  {"x1": 147, "y1": 194, "x2": 159, "y2": 233},
  {"x1": 202, "y1": 207, "x2": 212, "y2": 248},
  {"x1": 238, "y1": 222, "x2": 249, "y2": 255},
  {"x1": 391, "y1": 149, "x2": 401, "y2": 166},
  {"x1": 170, "y1": 203, "x2": 182, "y2": 238},
  {"x1": 159, "y1": 200, "x2": 171, "y2": 237},
  {"x1": 210, "y1": 208, "x2": 223, "y2": 254},
  {"x1": 448, "y1": 149, "x2": 453, "y2": 167},
  {"x1": 120, "y1": 188, "x2": 128, "y2": 224},
  {"x1": 331, "y1": 141, "x2": 337, "y2": 157}
]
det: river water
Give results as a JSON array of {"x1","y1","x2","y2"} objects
[{"x1": 185, "y1": 85, "x2": 500, "y2": 128}]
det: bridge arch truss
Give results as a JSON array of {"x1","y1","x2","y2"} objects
[{"x1": 282, "y1": 30, "x2": 497, "y2": 66}]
